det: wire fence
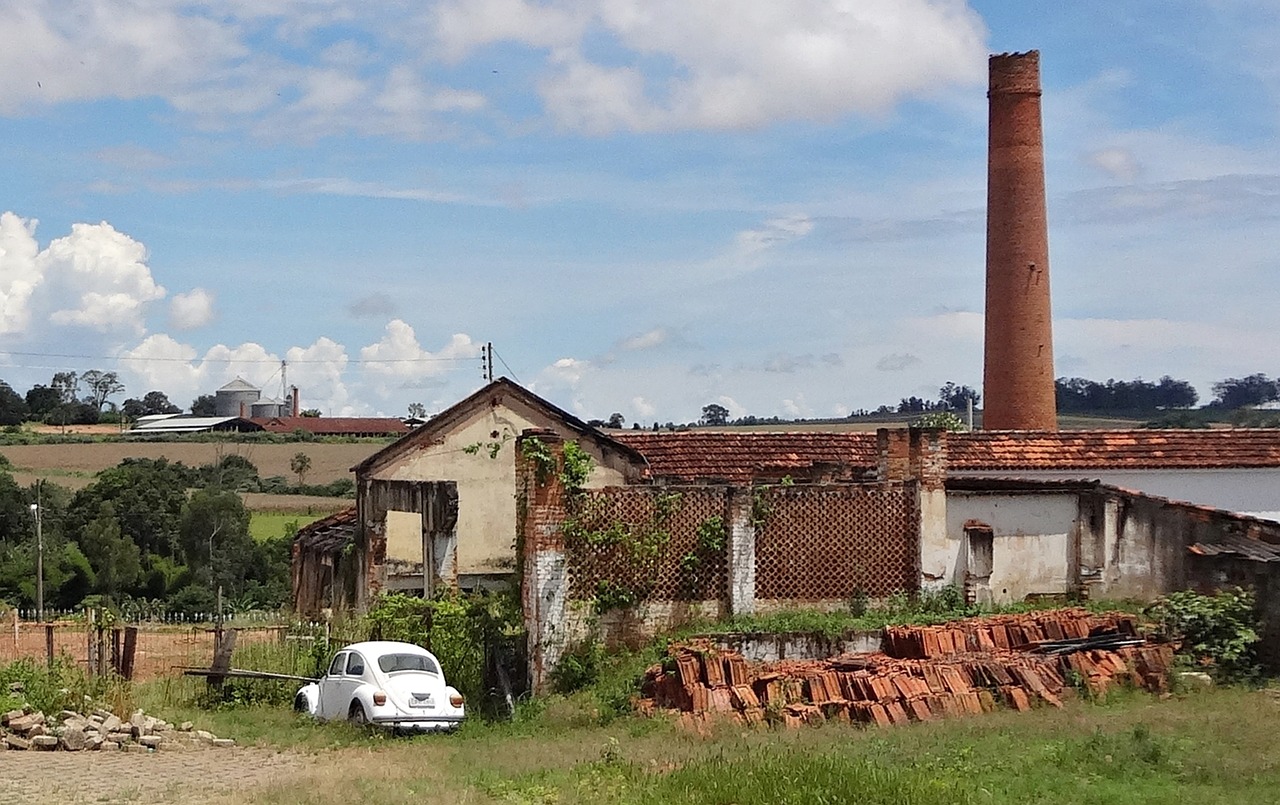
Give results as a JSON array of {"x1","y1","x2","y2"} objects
[{"x1": 0, "y1": 610, "x2": 355, "y2": 682}]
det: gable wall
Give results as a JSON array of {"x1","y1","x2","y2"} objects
[{"x1": 362, "y1": 394, "x2": 638, "y2": 575}]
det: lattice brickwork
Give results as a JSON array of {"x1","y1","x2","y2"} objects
[
  {"x1": 565, "y1": 488, "x2": 728, "y2": 602},
  {"x1": 755, "y1": 484, "x2": 918, "y2": 600}
]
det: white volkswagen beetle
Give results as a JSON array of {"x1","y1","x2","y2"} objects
[{"x1": 294, "y1": 641, "x2": 466, "y2": 732}]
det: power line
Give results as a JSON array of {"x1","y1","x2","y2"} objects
[
  {"x1": 491, "y1": 346, "x2": 520, "y2": 385},
  {"x1": 0, "y1": 349, "x2": 477, "y2": 366}
]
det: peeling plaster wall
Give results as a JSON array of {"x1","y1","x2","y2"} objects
[
  {"x1": 367, "y1": 397, "x2": 632, "y2": 576},
  {"x1": 945, "y1": 492, "x2": 1076, "y2": 602}
]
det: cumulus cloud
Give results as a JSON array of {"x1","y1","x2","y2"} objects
[
  {"x1": 359, "y1": 321, "x2": 481, "y2": 387},
  {"x1": 19, "y1": 218, "x2": 166, "y2": 336},
  {"x1": 169, "y1": 288, "x2": 215, "y2": 330},
  {"x1": 631, "y1": 395, "x2": 656, "y2": 419},
  {"x1": 0, "y1": 213, "x2": 41, "y2": 334}
]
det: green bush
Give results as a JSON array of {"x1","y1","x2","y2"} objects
[
  {"x1": 1145, "y1": 588, "x2": 1261, "y2": 682},
  {"x1": 549, "y1": 639, "x2": 605, "y2": 694}
]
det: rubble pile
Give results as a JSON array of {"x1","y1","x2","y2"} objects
[
  {"x1": 0, "y1": 702, "x2": 235, "y2": 752},
  {"x1": 639, "y1": 609, "x2": 1174, "y2": 729}
]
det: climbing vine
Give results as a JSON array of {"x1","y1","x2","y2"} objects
[
  {"x1": 564, "y1": 489, "x2": 684, "y2": 614},
  {"x1": 520, "y1": 437, "x2": 556, "y2": 484},
  {"x1": 560, "y1": 440, "x2": 594, "y2": 494}
]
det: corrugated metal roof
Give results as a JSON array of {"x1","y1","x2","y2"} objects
[
  {"x1": 218, "y1": 377, "x2": 259, "y2": 392},
  {"x1": 1188, "y1": 533, "x2": 1280, "y2": 562},
  {"x1": 128, "y1": 416, "x2": 260, "y2": 433}
]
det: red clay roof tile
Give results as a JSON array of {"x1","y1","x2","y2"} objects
[{"x1": 608, "y1": 428, "x2": 1280, "y2": 481}]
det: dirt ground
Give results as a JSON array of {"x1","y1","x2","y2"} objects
[
  {"x1": 1, "y1": 442, "x2": 381, "y2": 488},
  {"x1": 0, "y1": 622, "x2": 288, "y2": 682},
  {"x1": 0, "y1": 745, "x2": 316, "y2": 804}
]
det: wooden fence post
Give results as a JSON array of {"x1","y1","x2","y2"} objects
[
  {"x1": 44, "y1": 624, "x2": 53, "y2": 668},
  {"x1": 208, "y1": 628, "x2": 237, "y2": 692},
  {"x1": 121, "y1": 626, "x2": 138, "y2": 681},
  {"x1": 86, "y1": 608, "x2": 98, "y2": 677}
]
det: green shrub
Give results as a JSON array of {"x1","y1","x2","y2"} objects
[
  {"x1": 549, "y1": 639, "x2": 605, "y2": 694},
  {"x1": 1145, "y1": 588, "x2": 1260, "y2": 682}
]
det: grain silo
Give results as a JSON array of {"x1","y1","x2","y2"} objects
[{"x1": 215, "y1": 377, "x2": 261, "y2": 418}]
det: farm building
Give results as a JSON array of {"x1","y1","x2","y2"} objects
[{"x1": 291, "y1": 378, "x2": 1280, "y2": 619}]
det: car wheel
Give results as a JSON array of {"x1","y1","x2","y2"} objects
[
  {"x1": 293, "y1": 693, "x2": 308, "y2": 713},
  {"x1": 348, "y1": 701, "x2": 370, "y2": 726}
]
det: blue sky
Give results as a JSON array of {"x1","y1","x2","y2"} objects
[{"x1": 1, "y1": 0, "x2": 1278, "y2": 421}]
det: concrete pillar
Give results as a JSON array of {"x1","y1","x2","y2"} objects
[
  {"x1": 911, "y1": 429, "x2": 950, "y2": 590},
  {"x1": 726, "y1": 489, "x2": 756, "y2": 616},
  {"x1": 983, "y1": 50, "x2": 1058, "y2": 431}
]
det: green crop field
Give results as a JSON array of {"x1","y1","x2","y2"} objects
[{"x1": 248, "y1": 510, "x2": 337, "y2": 542}]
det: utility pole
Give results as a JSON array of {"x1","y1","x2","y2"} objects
[
  {"x1": 30, "y1": 482, "x2": 43, "y2": 622},
  {"x1": 481, "y1": 342, "x2": 494, "y2": 382}
]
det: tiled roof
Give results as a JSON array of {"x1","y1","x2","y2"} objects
[
  {"x1": 254, "y1": 417, "x2": 409, "y2": 435},
  {"x1": 294, "y1": 507, "x2": 357, "y2": 553},
  {"x1": 949, "y1": 429, "x2": 1280, "y2": 471},
  {"x1": 609, "y1": 431, "x2": 878, "y2": 483},
  {"x1": 607, "y1": 428, "x2": 1280, "y2": 481}
]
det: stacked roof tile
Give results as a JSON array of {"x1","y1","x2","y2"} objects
[
  {"x1": 254, "y1": 417, "x2": 409, "y2": 436},
  {"x1": 293, "y1": 507, "x2": 357, "y2": 554}
]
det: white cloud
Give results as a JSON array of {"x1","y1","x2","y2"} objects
[
  {"x1": 36, "y1": 221, "x2": 166, "y2": 335},
  {"x1": 359, "y1": 321, "x2": 480, "y2": 398},
  {"x1": 619, "y1": 328, "x2": 669, "y2": 351},
  {"x1": 286, "y1": 337, "x2": 350, "y2": 414},
  {"x1": 169, "y1": 288, "x2": 215, "y2": 330},
  {"x1": 631, "y1": 395, "x2": 656, "y2": 419},
  {"x1": 1086, "y1": 147, "x2": 1142, "y2": 182},
  {"x1": 0, "y1": 212, "x2": 42, "y2": 334},
  {"x1": 536, "y1": 0, "x2": 988, "y2": 132}
]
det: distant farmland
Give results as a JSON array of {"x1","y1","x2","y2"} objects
[{"x1": 0, "y1": 441, "x2": 382, "y2": 494}]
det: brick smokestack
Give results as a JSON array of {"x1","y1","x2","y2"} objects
[{"x1": 983, "y1": 51, "x2": 1057, "y2": 431}]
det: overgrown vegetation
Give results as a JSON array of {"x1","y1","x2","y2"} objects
[{"x1": 1146, "y1": 588, "x2": 1262, "y2": 682}]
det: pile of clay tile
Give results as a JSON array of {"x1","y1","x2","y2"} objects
[{"x1": 638, "y1": 608, "x2": 1175, "y2": 729}]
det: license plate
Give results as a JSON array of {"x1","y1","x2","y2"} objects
[{"x1": 410, "y1": 694, "x2": 433, "y2": 708}]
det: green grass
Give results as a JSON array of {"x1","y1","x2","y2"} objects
[
  {"x1": 145, "y1": 685, "x2": 1280, "y2": 804},
  {"x1": 249, "y1": 510, "x2": 326, "y2": 542}
]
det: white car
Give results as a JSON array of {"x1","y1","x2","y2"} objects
[{"x1": 294, "y1": 641, "x2": 466, "y2": 732}]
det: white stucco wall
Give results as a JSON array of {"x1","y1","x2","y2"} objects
[
  {"x1": 368, "y1": 400, "x2": 629, "y2": 575},
  {"x1": 944, "y1": 492, "x2": 1078, "y2": 603},
  {"x1": 384, "y1": 510, "x2": 422, "y2": 564},
  {"x1": 952, "y1": 468, "x2": 1280, "y2": 523}
]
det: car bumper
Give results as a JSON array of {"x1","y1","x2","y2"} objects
[{"x1": 372, "y1": 715, "x2": 465, "y2": 732}]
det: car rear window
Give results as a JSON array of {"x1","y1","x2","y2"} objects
[{"x1": 377, "y1": 653, "x2": 439, "y2": 674}]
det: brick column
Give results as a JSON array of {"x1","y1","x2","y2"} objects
[
  {"x1": 517, "y1": 429, "x2": 569, "y2": 694},
  {"x1": 726, "y1": 488, "x2": 757, "y2": 616},
  {"x1": 910, "y1": 428, "x2": 950, "y2": 590}
]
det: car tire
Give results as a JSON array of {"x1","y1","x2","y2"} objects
[
  {"x1": 294, "y1": 693, "x2": 308, "y2": 713},
  {"x1": 348, "y1": 701, "x2": 369, "y2": 726}
]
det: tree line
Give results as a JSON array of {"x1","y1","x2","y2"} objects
[{"x1": 0, "y1": 451, "x2": 348, "y2": 618}]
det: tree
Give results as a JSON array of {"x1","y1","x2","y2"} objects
[
  {"x1": 290, "y1": 452, "x2": 312, "y2": 485},
  {"x1": 0, "y1": 382, "x2": 28, "y2": 426},
  {"x1": 78, "y1": 502, "x2": 141, "y2": 599},
  {"x1": 25, "y1": 385, "x2": 61, "y2": 419},
  {"x1": 51, "y1": 371, "x2": 78, "y2": 404},
  {"x1": 180, "y1": 489, "x2": 252, "y2": 594},
  {"x1": 913, "y1": 411, "x2": 966, "y2": 431},
  {"x1": 299, "y1": 408, "x2": 322, "y2": 417},
  {"x1": 80, "y1": 370, "x2": 124, "y2": 410},
  {"x1": 938, "y1": 382, "x2": 980, "y2": 411},
  {"x1": 1212, "y1": 374, "x2": 1279, "y2": 409},
  {"x1": 142, "y1": 390, "x2": 180, "y2": 415},
  {"x1": 191, "y1": 394, "x2": 217, "y2": 416},
  {"x1": 700, "y1": 403, "x2": 730, "y2": 426},
  {"x1": 606, "y1": 412, "x2": 625, "y2": 429},
  {"x1": 407, "y1": 402, "x2": 427, "y2": 418}
]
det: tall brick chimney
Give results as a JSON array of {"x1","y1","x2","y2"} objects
[{"x1": 983, "y1": 51, "x2": 1057, "y2": 431}]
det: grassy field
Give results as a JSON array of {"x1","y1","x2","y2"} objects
[
  {"x1": 0, "y1": 441, "x2": 380, "y2": 491},
  {"x1": 248, "y1": 510, "x2": 340, "y2": 542},
  {"x1": 137, "y1": 683, "x2": 1280, "y2": 804}
]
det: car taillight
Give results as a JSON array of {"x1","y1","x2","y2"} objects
[
  {"x1": 449, "y1": 693, "x2": 465, "y2": 708},
  {"x1": 373, "y1": 691, "x2": 387, "y2": 706}
]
